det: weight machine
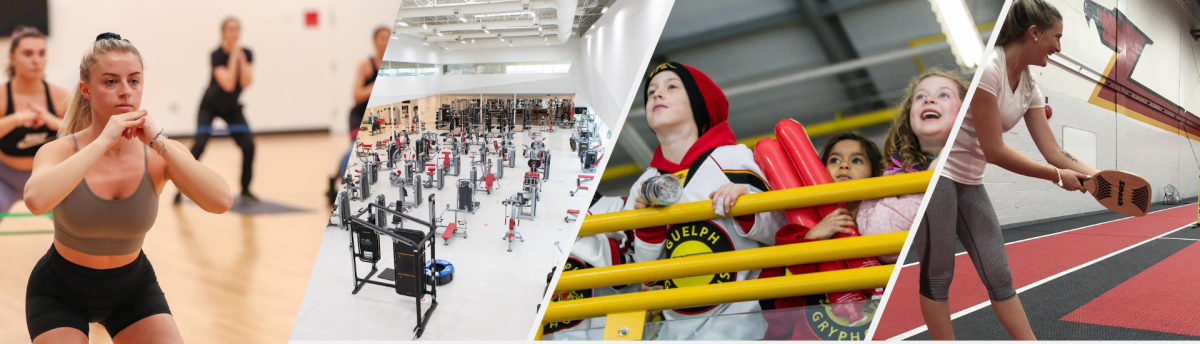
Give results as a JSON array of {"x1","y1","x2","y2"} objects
[{"x1": 342, "y1": 192, "x2": 439, "y2": 339}]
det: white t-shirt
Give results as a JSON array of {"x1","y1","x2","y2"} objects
[{"x1": 943, "y1": 48, "x2": 1045, "y2": 185}]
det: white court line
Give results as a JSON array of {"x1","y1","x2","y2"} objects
[
  {"x1": 898, "y1": 203, "x2": 1193, "y2": 268},
  {"x1": 1158, "y1": 236, "x2": 1200, "y2": 242},
  {"x1": 887, "y1": 222, "x2": 1194, "y2": 341}
]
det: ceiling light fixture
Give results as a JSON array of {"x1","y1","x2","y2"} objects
[
  {"x1": 929, "y1": 0, "x2": 983, "y2": 69},
  {"x1": 436, "y1": 29, "x2": 443, "y2": 36},
  {"x1": 397, "y1": 21, "x2": 409, "y2": 27},
  {"x1": 602, "y1": 7, "x2": 608, "y2": 13},
  {"x1": 422, "y1": 23, "x2": 428, "y2": 30},
  {"x1": 471, "y1": 38, "x2": 475, "y2": 43}
]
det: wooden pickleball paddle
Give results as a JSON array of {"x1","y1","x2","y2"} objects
[{"x1": 1079, "y1": 170, "x2": 1151, "y2": 217}]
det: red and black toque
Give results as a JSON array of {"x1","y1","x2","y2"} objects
[{"x1": 644, "y1": 62, "x2": 729, "y2": 135}]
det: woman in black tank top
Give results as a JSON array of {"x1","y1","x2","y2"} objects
[
  {"x1": 0, "y1": 26, "x2": 68, "y2": 220},
  {"x1": 177, "y1": 17, "x2": 259, "y2": 204},
  {"x1": 328, "y1": 27, "x2": 389, "y2": 205}
]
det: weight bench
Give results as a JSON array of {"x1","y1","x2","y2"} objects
[
  {"x1": 564, "y1": 209, "x2": 581, "y2": 223},
  {"x1": 570, "y1": 177, "x2": 590, "y2": 196},
  {"x1": 503, "y1": 218, "x2": 524, "y2": 252},
  {"x1": 440, "y1": 222, "x2": 466, "y2": 245}
]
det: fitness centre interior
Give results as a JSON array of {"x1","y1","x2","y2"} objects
[
  {"x1": 0, "y1": 1, "x2": 403, "y2": 343},
  {"x1": 874, "y1": 0, "x2": 1200, "y2": 340},
  {"x1": 288, "y1": 0, "x2": 672, "y2": 341}
]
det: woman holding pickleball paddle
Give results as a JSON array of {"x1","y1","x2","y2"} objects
[{"x1": 914, "y1": 0, "x2": 1149, "y2": 340}]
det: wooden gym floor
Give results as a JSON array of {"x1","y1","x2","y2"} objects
[{"x1": 0, "y1": 132, "x2": 344, "y2": 344}]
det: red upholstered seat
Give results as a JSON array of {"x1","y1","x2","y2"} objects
[
  {"x1": 566, "y1": 209, "x2": 581, "y2": 214},
  {"x1": 442, "y1": 223, "x2": 457, "y2": 239}
]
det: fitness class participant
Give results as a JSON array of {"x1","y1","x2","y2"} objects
[
  {"x1": 628, "y1": 62, "x2": 784, "y2": 340},
  {"x1": 24, "y1": 33, "x2": 234, "y2": 343},
  {"x1": 859, "y1": 69, "x2": 968, "y2": 264},
  {"x1": 916, "y1": 0, "x2": 1098, "y2": 340},
  {"x1": 328, "y1": 27, "x2": 388, "y2": 206},
  {"x1": 177, "y1": 16, "x2": 257, "y2": 204},
  {"x1": 0, "y1": 26, "x2": 69, "y2": 221}
]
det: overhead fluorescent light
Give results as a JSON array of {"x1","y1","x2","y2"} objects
[
  {"x1": 471, "y1": 38, "x2": 475, "y2": 43},
  {"x1": 459, "y1": 16, "x2": 468, "y2": 23},
  {"x1": 436, "y1": 30, "x2": 443, "y2": 36},
  {"x1": 397, "y1": 21, "x2": 409, "y2": 27},
  {"x1": 602, "y1": 7, "x2": 608, "y2": 13},
  {"x1": 929, "y1": 0, "x2": 983, "y2": 69}
]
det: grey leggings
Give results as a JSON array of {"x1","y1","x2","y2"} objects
[
  {"x1": 915, "y1": 177, "x2": 1016, "y2": 302},
  {"x1": 0, "y1": 161, "x2": 31, "y2": 221}
]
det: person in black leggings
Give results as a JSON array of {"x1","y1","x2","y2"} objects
[
  {"x1": 178, "y1": 17, "x2": 257, "y2": 204},
  {"x1": 327, "y1": 26, "x2": 388, "y2": 206}
]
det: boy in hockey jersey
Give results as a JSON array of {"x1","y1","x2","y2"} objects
[{"x1": 628, "y1": 62, "x2": 785, "y2": 340}]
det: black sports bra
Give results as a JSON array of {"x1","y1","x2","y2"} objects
[{"x1": 2, "y1": 81, "x2": 58, "y2": 157}]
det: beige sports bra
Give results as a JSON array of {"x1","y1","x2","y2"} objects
[{"x1": 52, "y1": 134, "x2": 159, "y2": 256}]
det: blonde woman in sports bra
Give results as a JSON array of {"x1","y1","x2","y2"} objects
[{"x1": 22, "y1": 33, "x2": 233, "y2": 344}]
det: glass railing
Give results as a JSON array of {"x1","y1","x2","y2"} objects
[
  {"x1": 378, "y1": 61, "x2": 439, "y2": 77},
  {"x1": 442, "y1": 61, "x2": 571, "y2": 75}
]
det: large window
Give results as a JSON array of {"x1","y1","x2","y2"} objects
[
  {"x1": 378, "y1": 61, "x2": 439, "y2": 77},
  {"x1": 442, "y1": 61, "x2": 571, "y2": 75}
]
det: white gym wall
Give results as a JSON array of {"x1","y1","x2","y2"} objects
[
  {"x1": 571, "y1": 0, "x2": 674, "y2": 132},
  {"x1": 980, "y1": 0, "x2": 1200, "y2": 226},
  {"x1": 0, "y1": 0, "x2": 401, "y2": 136}
]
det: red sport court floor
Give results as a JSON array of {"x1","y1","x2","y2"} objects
[{"x1": 872, "y1": 201, "x2": 1200, "y2": 340}]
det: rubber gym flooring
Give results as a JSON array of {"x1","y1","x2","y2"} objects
[
  {"x1": 289, "y1": 122, "x2": 590, "y2": 341},
  {"x1": 0, "y1": 133, "x2": 342, "y2": 344},
  {"x1": 873, "y1": 201, "x2": 1200, "y2": 340}
]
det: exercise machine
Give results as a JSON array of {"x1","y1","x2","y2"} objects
[{"x1": 343, "y1": 193, "x2": 439, "y2": 339}]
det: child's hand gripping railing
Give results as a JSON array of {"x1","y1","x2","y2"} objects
[{"x1": 540, "y1": 170, "x2": 932, "y2": 340}]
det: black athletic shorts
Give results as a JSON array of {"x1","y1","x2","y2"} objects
[{"x1": 25, "y1": 245, "x2": 171, "y2": 340}]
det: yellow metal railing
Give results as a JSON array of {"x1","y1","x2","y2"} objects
[
  {"x1": 582, "y1": 170, "x2": 932, "y2": 236},
  {"x1": 555, "y1": 232, "x2": 907, "y2": 294},
  {"x1": 541, "y1": 170, "x2": 932, "y2": 340}
]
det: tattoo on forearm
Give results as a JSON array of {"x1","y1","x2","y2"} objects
[{"x1": 1062, "y1": 150, "x2": 1078, "y2": 163}]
